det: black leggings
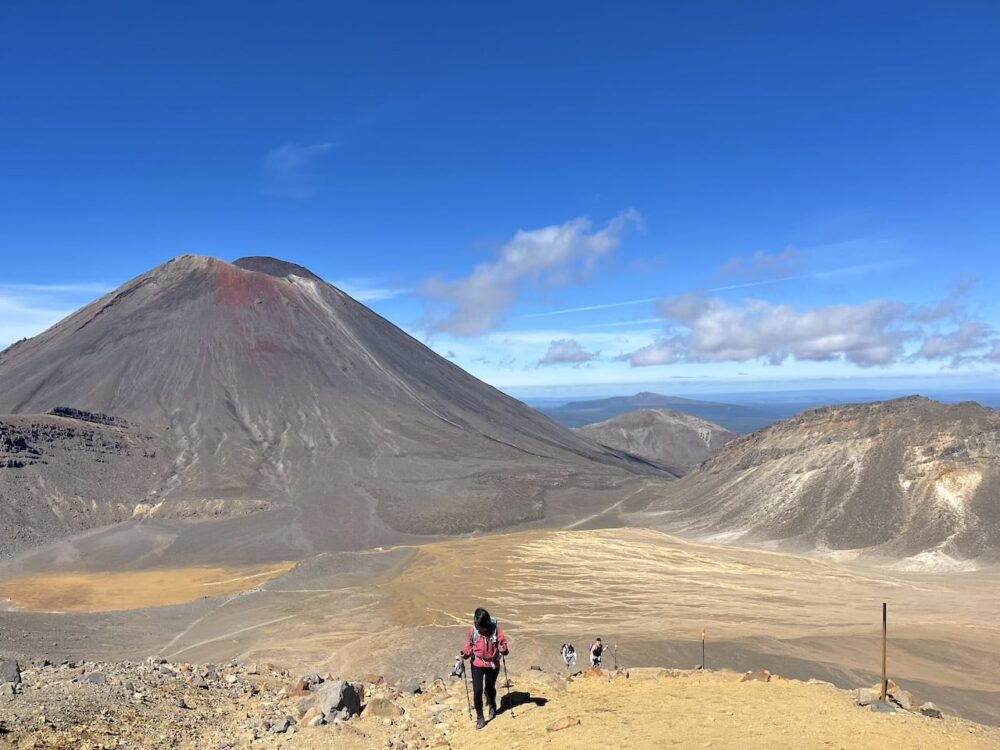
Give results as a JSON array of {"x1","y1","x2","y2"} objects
[{"x1": 471, "y1": 664, "x2": 499, "y2": 714}]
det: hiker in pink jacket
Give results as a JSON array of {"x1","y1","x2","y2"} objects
[{"x1": 461, "y1": 607, "x2": 509, "y2": 729}]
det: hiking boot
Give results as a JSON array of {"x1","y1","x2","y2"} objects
[
  {"x1": 487, "y1": 704, "x2": 497, "y2": 721},
  {"x1": 475, "y1": 713, "x2": 486, "y2": 730}
]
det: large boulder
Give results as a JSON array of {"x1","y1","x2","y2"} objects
[{"x1": 315, "y1": 680, "x2": 362, "y2": 721}]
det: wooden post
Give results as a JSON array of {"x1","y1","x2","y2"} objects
[
  {"x1": 881, "y1": 602, "x2": 888, "y2": 702},
  {"x1": 701, "y1": 628, "x2": 706, "y2": 670}
]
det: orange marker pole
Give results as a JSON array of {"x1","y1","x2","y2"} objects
[{"x1": 701, "y1": 628, "x2": 706, "y2": 670}]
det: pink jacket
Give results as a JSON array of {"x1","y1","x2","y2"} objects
[{"x1": 462, "y1": 625, "x2": 509, "y2": 669}]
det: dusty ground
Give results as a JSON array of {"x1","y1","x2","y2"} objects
[
  {"x1": 0, "y1": 563, "x2": 294, "y2": 613},
  {"x1": 2, "y1": 528, "x2": 999, "y2": 726}
]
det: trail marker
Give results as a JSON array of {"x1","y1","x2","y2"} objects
[{"x1": 881, "y1": 602, "x2": 888, "y2": 703}]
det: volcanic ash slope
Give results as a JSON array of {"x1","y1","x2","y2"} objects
[
  {"x1": 577, "y1": 407, "x2": 735, "y2": 475},
  {"x1": 0, "y1": 255, "x2": 662, "y2": 561},
  {"x1": 641, "y1": 396, "x2": 1000, "y2": 564}
]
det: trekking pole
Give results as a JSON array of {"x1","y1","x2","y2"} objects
[
  {"x1": 461, "y1": 660, "x2": 473, "y2": 721},
  {"x1": 500, "y1": 654, "x2": 516, "y2": 719}
]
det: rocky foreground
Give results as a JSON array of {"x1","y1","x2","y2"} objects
[{"x1": 2, "y1": 657, "x2": 1000, "y2": 749}]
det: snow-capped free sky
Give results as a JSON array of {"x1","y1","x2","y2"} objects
[{"x1": 3, "y1": 2, "x2": 999, "y2": 396}]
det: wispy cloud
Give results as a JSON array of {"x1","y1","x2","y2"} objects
[
  {"x1": 0, "y1": 284, "x2": 109, "y2": 348},
  {"x1": 717, "y1": 247, "x2": 801, "y2": 280},
  {"x1": 332, "y1": 279, "x2": 412, "y2": 303},
  {"x1": 0, "y1": 282, "x2": 115, "y2": 294},
  {"x1": 707, "y1": 259, "x2": 910, "y2": 292},
  {"x1": 520, "y1": 297, "x2": 657, "y2": 319},
  {"x1": 263, "y1": 141, "x2": 334, "y2": 199},
  {"x1": 422, "y1": 209, "x2": 641, "y2": 336}
]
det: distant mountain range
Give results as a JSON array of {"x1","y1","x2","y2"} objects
[
  {"x1": 577, "y1": 408, "x2": 735, "y2": 476},
  {"x1": 540, "y1": 392, "x2": 775, "y2": 433}
]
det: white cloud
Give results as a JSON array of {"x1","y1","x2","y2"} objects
[
  {"x1": 333, "y1": 279, "x2": 411, "y2": 302},
  {"x1": 625, "y1": 341, "x2": 678, "y2": 366},
  {"x1": 422, "y1": 209, "x2": 641, "y2": 336},
  {"x1": 538, "y1": 338, "x2": 598, "y2": 366},
  {"x1": 916, "y1": 321, "x2": 994, "y2": 362},
  {"x1": 626, "y1": 293, "x2": 914, "y2": 367},
  {"x1": 263, "y1": 141, "x2": 333, "y2": 199}
]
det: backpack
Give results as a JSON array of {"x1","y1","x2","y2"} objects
[{"x1": 471, "y1": 618, "x2": 498, "y2": 645}]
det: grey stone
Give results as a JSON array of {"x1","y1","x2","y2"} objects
[
  {"x1": 399, "y1": 678, "x2": 422, "y2": 695},
  {"x1": 870, "y1": 700, "x2": 897, "y2": 714},
  {"x1": 78, "y1": 672, "x2": 107, "y2": 686},
  {"x1": 0, "y1": 661, "x2": 20, "y2": 685},
  {"x1": 919, "y1": 702, "x2": 943, "y2": 719},
  {"x1": 855, "y1": 688, "x2": 876, "y2": 706},
  {"x1": 315, "y1": 680, "x2": 362, "y2": 720},
  {"x1": 271, "y1": 717, "x2": 292, "y2": 733}
]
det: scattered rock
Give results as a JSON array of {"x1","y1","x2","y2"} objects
[
  {"x1": 0, "y1": 660, "x2": 21, "y2": 685},
  {"x1": 365, "y1": 697, "x2": 404, "y2": 719},
  {"x1": 740, "y1": 670, "x2": 772, "y2": 683},
  {"x1": 807, "y1": 679, "x2": 835, "y2": 688},
  {"x1": 547, "y1": 716, "x2": 581, "y2": 732},
  {"x1": 919, "y1": 702, "x2": 943, "y2": 719},
  {"x1": 271, "y1": 717, "x2": 292, "y2": 733},
  {"x1": 856, "y1": 688, "x2": 876, "y2": 707},
  {"x1": 872, "y1": 680, "x2": 914, "y2": 711},
  {"x1": 301, "y1": 706, "x2": 325, "y2": 727},
  {"x1": 400, "y1": 678, "x2": 422, "y2": 695},
  {"x1": 77, "y1": 672, "x2": 108, "y2": 686}
]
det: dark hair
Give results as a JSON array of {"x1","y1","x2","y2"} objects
[{"x1": 474, "y1": 607, "x2": 492, "y2": 630}]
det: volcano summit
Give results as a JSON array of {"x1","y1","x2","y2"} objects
[{"x1": 0, "y1": 255, "x2": 663, "y2": 563}]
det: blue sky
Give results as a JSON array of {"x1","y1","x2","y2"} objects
[{"x1": 2, "y1": 2, "x2": 999, "y2": 396}]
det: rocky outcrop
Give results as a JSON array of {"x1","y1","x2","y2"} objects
[
  {"x1": 646, "y1": 397, "x2": 1000, "y2": 563},
  {"x1": 578, "y1": 408, "x2": 735, "y2": 475}
]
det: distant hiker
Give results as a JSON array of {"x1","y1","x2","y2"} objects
[
  {"x1": 450, "y1": 654, "x2": 465, "y2": 678},
  {"x1": 560, "y1": 643, "x2": 577, "y2": 668},
  {"x1": 590, "y1": 637, "x2": 604, "y2": 667},
  {"x1": 461, "y1": 607, "x2": 509, "y2": 730}
]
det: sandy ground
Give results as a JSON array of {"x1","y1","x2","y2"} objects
[
  {"x1": 2, "y1": 528, "x2": 999, "y2": 726},
  {"x1": 289, "y1": 669, "x2": 1000, "y2": 750},
  {"x1": 0, "y1": 563, "x2": 294, "y2": 612}
]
